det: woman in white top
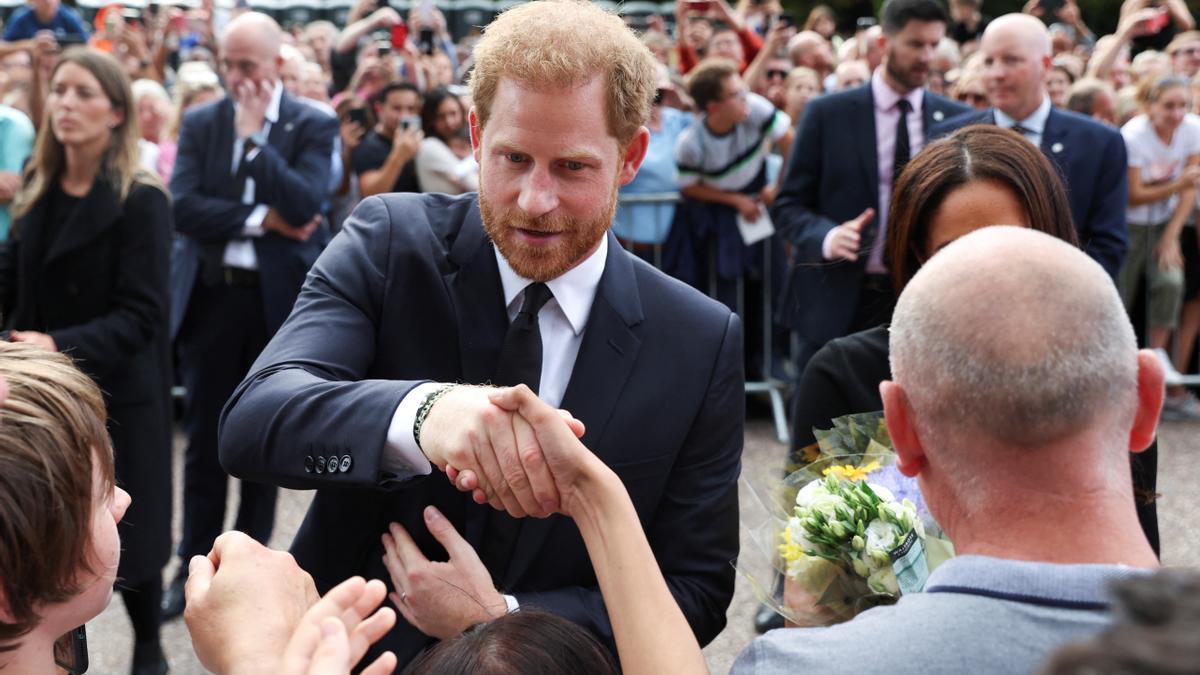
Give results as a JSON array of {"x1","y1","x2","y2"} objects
[
  {"x1": 1120, "y1": 74, "x2": 1200, "y2": 417},
  {"x1": 415, "y1": 87, "x2": 477, "y2": 195}
]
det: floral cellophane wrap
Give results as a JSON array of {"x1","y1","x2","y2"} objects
[{"x1": 739, "y1": 412, "x2": 955, "y2": 626}]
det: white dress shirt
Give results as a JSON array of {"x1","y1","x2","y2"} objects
[
  {"x1": 994, "y1": 95, "x2": 1051, "y2": 149},
  {"x1": 222, "y1": 81, "x2": 283, "y2": 270},
  {"x1": 382, "y1": 235, "x2": 609, "y2": 477}
]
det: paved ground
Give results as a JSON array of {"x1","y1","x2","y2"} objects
[{"x1": 89, "y1": 413, "x2": 1200, "y2": 674}]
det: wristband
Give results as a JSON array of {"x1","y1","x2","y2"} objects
[{"x1": 413, "y1": 384, "x2": 456, "y2": 453}]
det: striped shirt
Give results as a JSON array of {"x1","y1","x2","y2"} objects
[{"x1": 675, "y1": 92, "x2": 790, "y2": 193}]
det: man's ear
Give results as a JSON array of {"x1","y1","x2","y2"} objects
[
  {"x1": 881, "y1": 381, "x2": 926, "y2": 477},
  {"x1": 618, "y1": 126, "x2": 650, "y2": 186},
  {"x1": 1130, "y1": 349, "x2": 1165, "y2": 453},
  {"x1": 469, "y1": 107, "x2": 482, "y2": 164}
]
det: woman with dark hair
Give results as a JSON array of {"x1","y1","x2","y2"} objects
[
  {"x1": 403, "y1": 607, "x2": 618, "y2": 674},
  {"x1": 788, "y1": 124, "x2": 1161, "y2": 552},
  {"x1": 415, "y1": 85, "x2": 476, "y2": 195},
  {"x1": 2, "y1": 47, "x2": 172, "y2": 675}
]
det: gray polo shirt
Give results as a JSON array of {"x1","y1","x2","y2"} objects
[{"x1": 731, "y1": 555, "x2": 1149, "y2": 674}]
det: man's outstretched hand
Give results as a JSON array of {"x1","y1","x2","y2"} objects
[
  {"x1": 447, "y1": 385, "x2": 602, "y2": 518},
  {"x1": 420, "y1": 385, "x2": 584, "y2": 518}
]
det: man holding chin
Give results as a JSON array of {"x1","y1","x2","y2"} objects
[
  {"x1": 167, "y1": 11, "x2": 337, "y2": 620},
  {"x1": 219, "y1": 0, "x2": 743, "y2": 667}
]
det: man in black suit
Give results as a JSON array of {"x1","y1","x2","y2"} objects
[
  {"x1": 218, "y1": 0, "x2": 742, "y2": 667},
  {"x1": 932, "y1": 13, "x2": 1128, "y2": 278},
  {"x1": 164, "y1": 11, "x2": 337, "y2": 617},
  {"x1": 772, "y1": 0, "x2": 970, "y2": 369}
]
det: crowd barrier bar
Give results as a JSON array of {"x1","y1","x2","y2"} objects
[{"x1": 616, "y1": 191, "x2": 791, "y2": 445}]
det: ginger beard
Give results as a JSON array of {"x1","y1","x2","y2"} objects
[{"x1": 479, "y1": 173, "x2": 620, "y2": 283}]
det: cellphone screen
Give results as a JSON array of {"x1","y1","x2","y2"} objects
[
  {"x1": 391, "y1": 23, "x2": 407, "y2": 50},
  {"x1": 54, "y1": 626, "x2": 88, "y2": 675}
]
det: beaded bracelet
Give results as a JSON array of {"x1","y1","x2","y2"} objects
[{"x1": 413, "y1": 384, "x2": 457, "y2": 452}]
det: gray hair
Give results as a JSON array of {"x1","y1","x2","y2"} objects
[{"x1": 889, "y1": 226, "x2": 1137, "y2": 450}]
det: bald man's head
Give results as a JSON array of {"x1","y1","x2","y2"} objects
[
  {"x1": 220, "y1": 12, "x2": 283, "y2": 90},
  {"x1": 980, "y1": 13, "x2": 1051, "y2": 119},
  {"x1": 890, "y1": 227, "x2": 1137, "y2": 457}
]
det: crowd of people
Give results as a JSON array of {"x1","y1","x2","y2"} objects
[{"x1": 0, "y1": 0, "x2": 1199, "y2": 673}]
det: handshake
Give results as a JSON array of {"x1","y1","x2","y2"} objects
[{"x1": 416, "y1": 384, "x2": 602, "y2": 520}]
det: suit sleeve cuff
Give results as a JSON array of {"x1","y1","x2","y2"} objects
[
  {"x1": 821, "y1": 226, "x2": 837, "y2": 260},
  {"x1": 242, "y1": 204, "x2": 269, "y2": 237},
  {"x1": 382, "y1": 381, "x2": 445, "y2": 478}
]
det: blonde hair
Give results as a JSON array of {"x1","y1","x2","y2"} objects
[
  {"x1": 468, "y1": 0, "x2": 655, "y2": 146},
  {"x1": 0, "y1": 342, "x2": 114, "y2": 651},
  {"x1": 12, "y1": 48, "x2": 158, "y2": 220}
]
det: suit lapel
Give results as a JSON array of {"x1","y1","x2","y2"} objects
[
  {"x1": 44, "y1": 178, "x2": 121, "y2": 265},
  {"x1": 502, "y1": 232, "x2": 644, "y2": 587},
  {"x1": 443, "y1": 204, "x2": 508, "y2": 551},
  {"x1": 852, "y1": 87, "x2": 879, "y2": 211},
  {"x1": 216, "y1": 100, "x2": 242, "y2": 199},
  {"x1": 922, "y1": 92, "x2": 946, "y2": 133},
  {"x1": 1040, "y1": 109, "x2": 1069, "y2": 172}
]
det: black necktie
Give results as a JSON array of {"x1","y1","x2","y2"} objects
[
  {"x1": 482, "y1": 282, "x2": 553, "y2": 584},
  {"x1": 492, "y1": 282, "x2": 553, "y2": 393},
  {"x1": 1010, "y1": 123, "x2": 1034, "y2": 138},
  {"x1": 893, "y1": 99, "x2": 912, "y2": 186}
]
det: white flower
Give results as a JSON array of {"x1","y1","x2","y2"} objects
[
  {"x1": 796, "y1": 481, "x2": 844, "y2": 519},
  {"x1": 867, "y1": 567, "x2": 900, "y2": 594}
]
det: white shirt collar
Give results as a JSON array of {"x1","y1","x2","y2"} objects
[
  {"x1": 995, "y1": 95, "x2": 1051, "y2": 135},
  {"x1": 494, "y1": 235, "x2": 608, "y2": 337}
]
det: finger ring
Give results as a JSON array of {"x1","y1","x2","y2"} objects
[{"x1": 400, "y1": 591, "x2": 408, "y2": 603}]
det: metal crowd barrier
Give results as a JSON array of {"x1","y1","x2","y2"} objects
[{"x1": 616, "y1": 191, "x2": 791, "y2": 445}]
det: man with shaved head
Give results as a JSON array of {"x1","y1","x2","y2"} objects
[
  {"x1": 166, "y1": 10, "x2": 337, "y2": 618},
  {"x1": 733, "y1": 226, "x2": 1161, "y2": 673},
  {"x1": 934, "y1": 14, "x2": 1128, "y2": 278}
]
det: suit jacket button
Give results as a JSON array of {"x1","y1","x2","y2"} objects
[
  {"x1": 339, "y1": 455, "x2": 352, "y2": 472},
  {"x1": 304, "y1": 455, "x2": 314, "y2": 473},
  {"x1": 315, "y1": 455, "x2": 326, "y2": 474}
]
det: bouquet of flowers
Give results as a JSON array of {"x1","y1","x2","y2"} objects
[{"x1": 740, "y1": 412, "x2": 954, "y2": 626}]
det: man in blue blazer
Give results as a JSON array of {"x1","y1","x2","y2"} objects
[
  {"x1": 772, "y1": 0, "x2": 970, "y2": 364},
  {"x1": 165, "y1": 11, "x2": 337, "y2": 617},
  {"x1": 931, "y1": 13, "x2": 1128, "y2": 278},
  {"x1": 217, "y1": 1, "x2": 742, "y2": 667}
]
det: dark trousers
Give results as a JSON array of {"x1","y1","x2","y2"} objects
[{"x1": 176, "y1": 275, "x2": 277, "y2": 567}]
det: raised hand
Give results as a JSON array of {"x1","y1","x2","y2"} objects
[
  {"x1": 280, "y1": 577, "x2": 398, "y2": 675},
  {"x1": 829, "y1": 208, "x2": 874, "y2": 262},
  {"x1": 380, "y1": 506, "x2": 507, "y2": 639},
  {"x1": 183, "y1": 531, "x2": 320, "y2": 674}
]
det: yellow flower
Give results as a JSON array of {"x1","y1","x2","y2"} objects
[
  {"x1": 778, "y1": 526, "x2": 805, "y2": 563},
  {"x1": 822, "y1": 460, "x2": 881, "y2": 482}
]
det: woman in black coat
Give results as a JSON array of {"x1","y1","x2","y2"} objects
[
  {"x1": 3, "y1": 48, "x2": 172, "y2": 675},
  {"x1": 789, "y1": 125, "x2": 1161, "y2": 554}
]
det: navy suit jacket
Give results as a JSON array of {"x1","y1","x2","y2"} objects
[
  {"x1": 931, "y1": 107, "x2": 1128, "y2": 277},
  {"x1": 169, "y1": 91, "x2": 338, "y2": 339},
  {"x1": 770, "y1": 84, "x2": 970, "y2": 345},
  {"x1": 217, "y1": 193, "x2": 744, "y2": 665}
]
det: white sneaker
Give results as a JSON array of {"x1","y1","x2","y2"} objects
[
  {"x1": 1162, "y1": 391, "x2": 1200, "y2": 422},
  {"x1": 1154, "y1": 348, "x2": 1185, "y2": 387}
]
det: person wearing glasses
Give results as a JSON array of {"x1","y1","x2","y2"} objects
[{"x1": 668, "y1": 58, "x2": 789, "y2": 305}]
